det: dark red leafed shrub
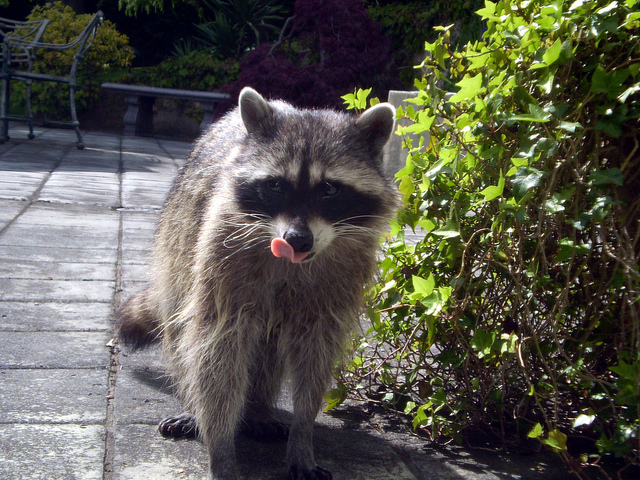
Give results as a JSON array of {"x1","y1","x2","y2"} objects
[{"x1": 219, "y1": 0, "x2": 396, "y2": 111}]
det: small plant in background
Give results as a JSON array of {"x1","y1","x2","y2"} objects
[
  {"x1": 193, "y1": 0, "x2": 289, "y2": 58},
  {"x1": 340, "y1": 0, "x2": 639, "y2": 478},
  {"x1": 22, "y1": 1, "x2": 133, "y2": 119}
]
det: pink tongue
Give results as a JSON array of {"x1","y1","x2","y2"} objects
[{"x1": 270, "y1": 238, "x2": 310, "y2": 263}]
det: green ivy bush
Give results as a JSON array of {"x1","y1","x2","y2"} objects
[
  {"x1": 341, "y1": 0, "x2": 640, "y2": 477},
  {"x1": 21, "y1": 1, "x2": 133, "y2": 118}
]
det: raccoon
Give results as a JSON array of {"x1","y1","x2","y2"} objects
[{"x1": 115, "y1": 87, "x2": 400, "y2": 480}]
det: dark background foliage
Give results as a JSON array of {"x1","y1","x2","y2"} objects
[
  {"x1": 218, "y1": 0, "x2": 396, "y2": 110},
  {"x1": 0, "y1": 0, "x2": 485, "y2": 113}
]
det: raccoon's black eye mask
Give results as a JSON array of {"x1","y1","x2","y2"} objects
[
  {"x1": 265, "y1": 179, "x2": 340, "y2": 199},
  {"x1": 236, "y1": 177, "x2": 380, "y2": 225}
]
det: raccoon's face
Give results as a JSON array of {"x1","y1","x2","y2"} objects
[
  {"x1": 231, "y1": 88, "x2": 398, "y2": 264},
  {"x1": 236, "y1": 171, "x2": 385, "y2": 263}
]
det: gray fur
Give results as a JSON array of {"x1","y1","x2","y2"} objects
[{"x1": 115, "y1": 87, "x2": 400, "y2": 480}]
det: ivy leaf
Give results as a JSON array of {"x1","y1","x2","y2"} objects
[
  {"x1": 476, "y1": 0, "x2": 497, "y2": 19},
  {"x1": 589, "y1": 168, "x2": 624, "y2": 187},
  {"x1": 450, "y1": 73, "x2": 485, "y2": 102},
  {"x1": 512, "y1": 167, "x2": 545, "y2": 202},
  {"x1": 432, "y1": 221, "x2": 460, "y2": 238},
  {"x1": 542, "y1": 38, "x2": 562, "y2": 65},
  {"x1": 573, "y1": 414, "x2": 596, "y2": 428},
  {"x1": 398, "y1": 175, "x2": 414, "y2": 199},
  {"x1": 412, "y1": 274, "x2": 435, "y2": 298},
  {"x1": 480, "y1": 171, "x2": 505, "y2": 202},
  {"x1": 528, "y1": 423, "x2": 543, "y2": 438},
  {"x1": 323, "y1": 382, "x2": 348, "y2": 412},
  {"x1": 541, "y1": 429, "x2": 568, "y2": 452},
  {"x1": 558, "y1": 121, "x2": 582, "y2": 132},
  {"x1": 610, "y1": 361, "x2": 639, "y2": 381},
  {"x1": 591, "y1": 66, "x2": 631, "y2": 99},
  {"x1": 471, "y1": 328, "x2": 495, "y2": 357},
  {"x1": 510, "y1": 104, "x2": 552, "y2": 123},
  {"x1": 356, "y1": 88, "x2": 372, "y2": 109},
  {"x1": 619, "y1": 84, "x2": 640, "y2": 103}
]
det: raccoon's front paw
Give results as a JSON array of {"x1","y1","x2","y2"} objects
[
  {"x1": 286, "y1": 464, "x2": 332, "y2": 480},
  {"x1": 240, "y1": 418, "x2": 289, "y2": 442},
  {"x1": 159, "y1": 413, "x2": 199, "y2": 439}
]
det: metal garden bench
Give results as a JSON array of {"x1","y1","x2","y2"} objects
[
  {"x1": 101, "y1": 83, "x2": 230, "y2": 136},
  {"x1": 0, "y1": 16, "x2": 50, "y2": 141},
  {"x1": 0, "y1": 11, "x2": 104, "y2": 150}
]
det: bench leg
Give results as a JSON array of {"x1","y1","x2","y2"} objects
[
  {"x1": 68, "y1": 84, "x2": 84, "y2": 149},
  {"x1": 123, "y1": 94, "x2": 154, "y2": 136},
  {"x1": 0, "y1": 74, "x2": 10, "y2": 144},
  {"x1": 199, "y1": 101, "x2": 217, "y2": 132},
  {"x1": 25, "y1": 80, "x2": 35, "y2": 140}
]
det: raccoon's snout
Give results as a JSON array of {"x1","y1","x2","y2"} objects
[
  {"x1": 271, "y1": 223, "x2": 315, "y2": 264},
  {"x1": 284, "y1": 225, "x2": 313, "y2": 253}
]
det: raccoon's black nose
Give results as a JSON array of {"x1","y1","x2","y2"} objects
[{"x1": 284, "y1": 226, "x2": 314, "y2": 253}]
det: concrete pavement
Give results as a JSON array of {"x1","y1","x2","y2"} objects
[{"x1": 0, "y1": 126, "x2": 571, "y2": 480}]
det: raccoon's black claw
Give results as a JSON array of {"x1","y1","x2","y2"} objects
[
  {"x1": 159, "y1": 413, "x2": 199, "y2": 439},
  {"x1": 240, "y1": 418, "x2": 289, "y2": 442},
  {"x1": 286, "y1": 464, "x2": 332, "y2": 480}
]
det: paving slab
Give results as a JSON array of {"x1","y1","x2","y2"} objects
[
  {"x1": 122, "y1": 175, "x2": 174, "y2": 209},
  {"x1": 39, "y1": 172, "x2": 120, "y2": 206},
  {"x1": 0, "y1": 424, "x2": 105, "y2": 480},
  {"x1": 121, "y1": 263, "x2": 150, "y2": 284},
  {"x1": 0, "y1": 331, "x2": 111, "y2": 368},
  {"x1": 0, "y1": 258, "x2": 115, "y2": 280},
  {"x1": 0, "y1": 278, "x2": 115, "y2": 303},
  {"x1": 115, "y1": 366, "x2": 181, "y2": 425},
  {"x1": 0, "y1": 368, "x2": 107, "y2": 423},
  {"x1": 0, "y1": 171, "x2": 49, "y2": 200},
  {"x1": 0, "y1": 199, "x2": 24, "y2": 228},
  {"x1": 8, "y1": 201, "x2": 117, "y2": 221},
  {"x1": 0, "y1": 224, "x2": 119, "y2": 249},
  {"x1": 0, "y1": 147, "x2": 65, "y2": 165},
  {"x1": 114, "y1": 424, "x2": 209, "y2": 480},
  {"x1": 0, "y1": 302, "x2": 111, "y2": 331},
  {"x1": 0, "y1": 245, "x2": 118, "y2": 264}
]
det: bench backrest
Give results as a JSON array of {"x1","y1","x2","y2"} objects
[
  {"x1": 2, "y1": 11, "x2": 104, "y2": 81},
  {"x1": 0, "y1": 17, "x2": 49, "y2": 64}
]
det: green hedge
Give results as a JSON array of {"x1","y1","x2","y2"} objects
[
  {"x1": 117, "y1": 51, "x2": 239, "y2": 91},
  {"x1": 341, "y1": 0, "x2": 640, "y2": 476}
]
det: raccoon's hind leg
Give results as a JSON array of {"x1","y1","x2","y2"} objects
[
  {"x1": 241, "y1": 337, "x2": 289, "y2": 442},
  {"x1": 115, "y1": 288, "x2": 162, "y2": 349}
]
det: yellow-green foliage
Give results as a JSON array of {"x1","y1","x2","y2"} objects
[{"x1": 21, "y1": 1, "x2": 134, "y2": 118}]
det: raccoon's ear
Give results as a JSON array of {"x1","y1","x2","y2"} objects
[
  {"x1": 356, "y1": 102, "x2": 396, "y2": 157},
  {"x1": 239, "y1": 87, "x2": 275, "y2": 137}
]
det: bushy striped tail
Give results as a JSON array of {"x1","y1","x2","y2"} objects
[{"x1": 115, "y1": 289, "x2": 162, "y2": 350}]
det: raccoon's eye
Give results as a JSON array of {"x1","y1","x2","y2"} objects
[
  {"x1": 322, "y1": 181, "x2": 340, "y2": 198},
  {"x1": 268, "y1": 180, "x2": 284, "y2": 194}
]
